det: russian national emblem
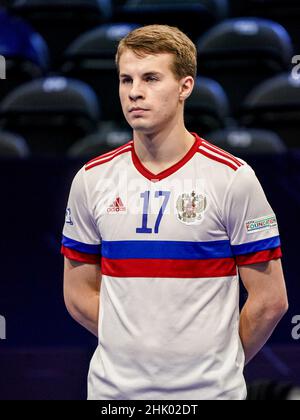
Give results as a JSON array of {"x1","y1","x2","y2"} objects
[{"x1": 176, "y1": 191, "x2": 207, "y2": 224}]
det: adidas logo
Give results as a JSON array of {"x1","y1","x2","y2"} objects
[{"x1": 107, "y1": 197, "x2": 126, "y2": 213}]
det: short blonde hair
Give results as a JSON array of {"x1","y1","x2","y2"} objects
[{"x1": 116, "y1": 25, "x2": 197, "y2": 80}]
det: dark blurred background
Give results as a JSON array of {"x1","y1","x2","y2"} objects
[{"x1": 0, "y1": 0, "x2": 299, "y2": 400}]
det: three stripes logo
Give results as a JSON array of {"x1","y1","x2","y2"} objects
[{"x1": 107, "y1": 197, "x2": 126, "y2": 213}]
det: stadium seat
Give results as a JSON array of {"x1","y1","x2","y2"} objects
[
  {"x1": 0, "y1": 7, "x2": 49, "y2": 100},
  {"x1": 0, "y1": 130, "x2": 30, "y2": 158},
  {"x1": 240, "y1": 74, "x2": 300, "y2": 148},
  {"x1": 185, "y1": 77, "x2": 231, "y2": 135},
  {"x1": 208, "y1": 127, "x2": 287, "y2": 156},
  {"x1": 0, "y1": 77, "x2": 100, "y2": 155},
  {"x1": 62, "y1": 23, "x2": 139, "y2": 122},
  {"x1": 114, "y1": 0, "x2": 229, "y2": 42},
  {"x1": 68, "y1": 121, "x2": 131, "y2": 158},
  {"x1": 229, "y1": 0, "x2": 300, "y2": 51},
  {"x1": 111, "y1": 0, "x2": 127, "y2": 10},
  {"x1": 10, "y1": 0, "x2": 113, "y2": 67},
  {"x1": 197, "y1": 18, "x2": 293, "y2": 115}
]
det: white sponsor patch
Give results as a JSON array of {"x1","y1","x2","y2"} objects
[{"x1": 245, "y1": 215, "x2": 277, "y2": 234}]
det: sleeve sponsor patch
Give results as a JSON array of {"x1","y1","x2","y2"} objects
[{"x1": 245, "y1": 215, "x2": 277, "y2": 234}]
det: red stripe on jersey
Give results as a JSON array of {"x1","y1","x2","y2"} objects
[
  {"x1": 235, "y1": 247, "x2": 282, "y2": 266},
  {"x1": 85, "y1": 147, "x2": 132, "y2": 171},
  {"x1": 86, "y1": 141, "x2": 133, "y2": 166},
  {"x1": 197, "y1": 148, "x2": 239, "y2": 171},
  {"x1": 101, "y1": 257, "x2": 237, "y2": 278},
  {"x1": 61, "y1": 245, "x2": 100, "y2": 264},
  {"x1": 201, "y1": 140, "x2": 243, "y2": 167}
]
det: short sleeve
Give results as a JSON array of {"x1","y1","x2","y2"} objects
[
  {"x1": 61, "y1": 167, "x2": 101, "y2": 264},
  {"x1": 223, "y1": 164, "x2": 282, "y2": 266}
]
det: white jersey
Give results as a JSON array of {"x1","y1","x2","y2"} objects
[{"x1": 62, "y1": 133, "x2": 281, "y2": 400}]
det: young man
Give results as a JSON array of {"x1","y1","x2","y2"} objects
[{"x1": 61, "y1": 25, "x2": 288, "y2": 400}]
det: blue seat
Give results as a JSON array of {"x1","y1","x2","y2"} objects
[
  {"x1": 229, "y1": 0, "x2": 300, "y2": 51},
  {"x1": 185, "y1": 77, "x2": 231, "y2": 134},
  {"x1": 68, "y1": 121, "x2": 132, "y2": 158},
  {"x1": 241, "y1": 74, "x2": 300, "y2": 148},
  {"x1": 0, "y1": 77, "x2": 100, "y2": 155},
  {"x1": 62, "y1": 23, "x2": 139, "y2": 122},
  {"x1": 114, "y1": 0, "x2": 229, "y2": 41},
  {"x1": 197, "y1": 18, "x2": 293, "y2": 115},
  {"x1": 11, "y1": 0, "x2": 113, "y2": 67},
  {"x1": 0, "y1": 130, "x2": 30, "y2": 158},
  {"x1": 0, "y1": 7, "x2": 49, "y2": 98},
  {"x1": 208, "y1": 127, "x2": 287, "y2": 156}
]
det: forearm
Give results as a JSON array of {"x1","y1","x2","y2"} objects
[
  {"x1": 239, "y1": 298, "x2": 287, "y2": 365},
  {"x1": 66, "y1": 291, "x2": 99, "y2": 337},
  {"x1": 239, "y1": 259, "x2": 288, "y2": 365},
  {"x1": 64, "y1": 258, "x2": 101, "y2": 337}
]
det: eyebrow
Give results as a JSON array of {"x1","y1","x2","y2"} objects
[{"x1": 119, "y1": 71, "x2": 163, "y2": 78}]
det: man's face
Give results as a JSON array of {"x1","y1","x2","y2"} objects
[{"x1": 119, "y1": 49, "x2": 185, "y2": 134}]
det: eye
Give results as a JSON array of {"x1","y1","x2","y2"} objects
[
  {"x1": 145, "y1": 76, "x2": 158, "y2": 82},
  {"x1": 121, "y1": 77, "x2": 132, "y2": 84}
]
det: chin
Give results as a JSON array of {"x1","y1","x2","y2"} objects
[{"x1": 129, "y1": 123, "x2": 151, "y2": 132}]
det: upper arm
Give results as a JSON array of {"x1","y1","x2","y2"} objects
[
  {"x1": 239, "y1": 259, "x2": 288, "y2": 312},
  {"x1": 63, "y1": 257, "x2": 101, "y2": 312},
  {"x1": 61, "y1": 167, "x2": 101, "y2": 264},
  {"x1": 61, "y1": 167, "x2": 102, "y2": 311},
  {"x1": 221, "y1": 165, "x2": 287, "y2": 310},
  {"x1": 223, "y1": 164, "x2": 282, "y2": 266}
]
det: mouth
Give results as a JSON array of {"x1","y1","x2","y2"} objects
[{"x1": 129, "y1": 107, "x2": 149, "y2": 114}]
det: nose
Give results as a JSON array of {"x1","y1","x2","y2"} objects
[{"x1": 129, "y1": 81, "x2": 144, "y2": 101}]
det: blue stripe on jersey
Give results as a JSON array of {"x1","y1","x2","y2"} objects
[
  {"x1": 231, "y1": 236, "x2": 281, "y2": 256},
  {"x1": 101, "y1": 240, "x2": 233, "y2": 260},
  {"x1": 62, "y1": 235, "x2": 101, "y2": 255}
]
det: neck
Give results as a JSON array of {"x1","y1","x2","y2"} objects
[{"x1": 133, "y1": 124, "x2": 195, "y2": 170}]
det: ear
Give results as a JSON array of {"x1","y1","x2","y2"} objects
[{"x1": 179, "y1": 76, "x2": 194, "y2": 101}]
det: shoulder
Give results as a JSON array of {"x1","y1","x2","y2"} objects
[
  {"x1": 69, "y1": 141, "x2": 133, "y2": 197},
  {"x1": 84, "y1": 141, "x2": 133, "y2": 172},
  {"x1": 195, "y1": 137, "x2": 259, "y2": 207},
  {"x1": 197, "y1": 138, "x2": 246, "y2": 173}
]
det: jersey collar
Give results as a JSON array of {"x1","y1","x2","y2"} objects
[{"x1": 131, "y1": 133, "x2": 202, "y2": 182}]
